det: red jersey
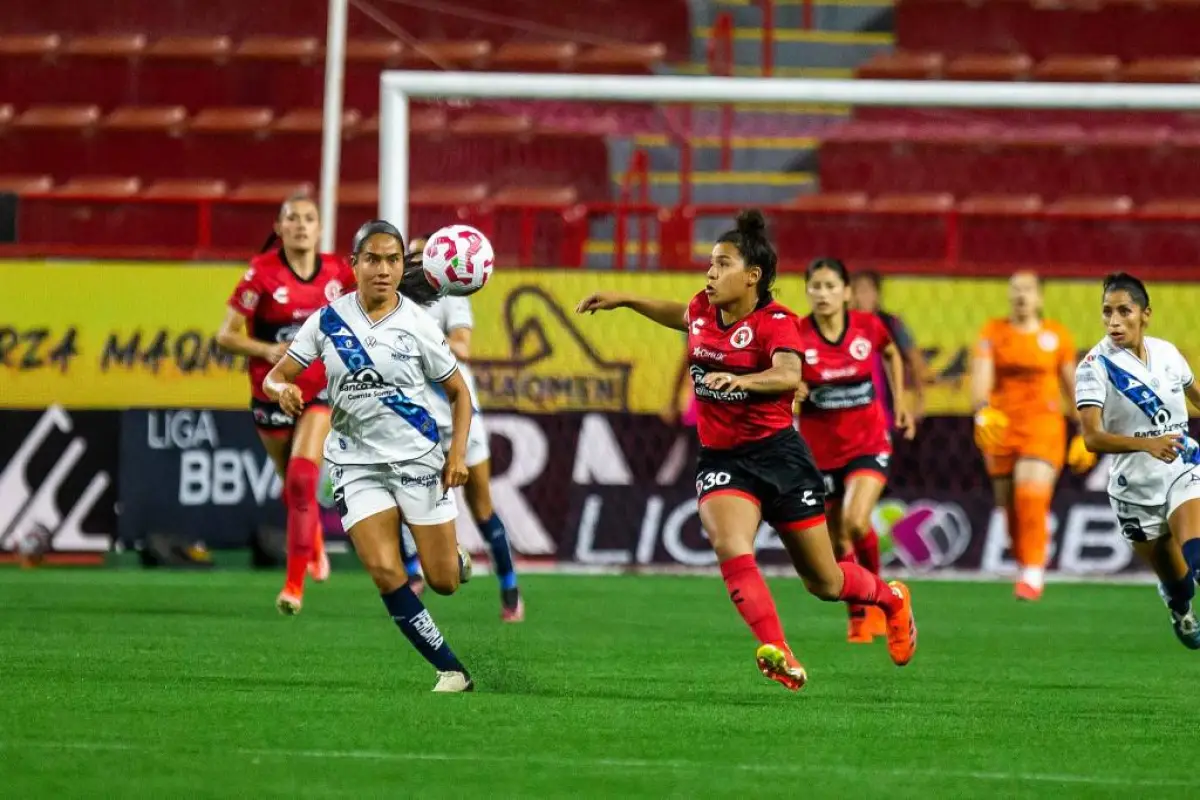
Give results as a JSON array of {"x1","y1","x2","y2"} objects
[
  {"x1": 228, "y1": 249, "x2": 354, "y2": 402},
  {"x1": 686, "y1": 292, "x2": 805, "y2": 450},
  {"x1": 796, "y1": 309, "x2": 893, "y2": 469}
]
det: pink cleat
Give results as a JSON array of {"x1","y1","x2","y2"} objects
[
  {"x1": 308, "y1": 551, "x2": 331, "y2": 583},
  {"x1": 501, "y1": 596, "x2": 525, "y2": 623}
]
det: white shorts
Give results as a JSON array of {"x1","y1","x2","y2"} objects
[
  {"x1": 329, "y1": 448, "x2": 458, "y2": 531},
  {"x1": 1111, "y1": 467, "x2": 1200, "y2": 542},
  {"x1": 439, "y1": 414, "x2": 490, "y2": 468}
]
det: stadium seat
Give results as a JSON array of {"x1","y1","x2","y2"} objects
[
  {"x1": 230, "y1": 181, "x2": 314, "y2": 202},
  {"x1": 52, "y1": 176, "x2": 142, "y2": 198},
  {"x1": 146, "y1": 35, "x2": 233, "y2": 62},
  {"x1": 272, "y1": 108, "x2": 362, "y2": 134},
  {"x1": 787, "y1": 192, "x2": 870, "y2": 212},
  {"x1": 855, "y1": 51, "x2": 943, "y2": 80},
  {"x1": 64, "y1": 33, "x2": 147, "y2": 57},
  {"x1": 143, "y1": 179, "x2": 229, "y2": 199},
  {"x1": 1032, "y1": 55, "x2": 1121, "y2": 83},
  {"x1": 400, "y1": 40, "x2": 493, "y2": 70},
  {"x1": 490, "y1": 185, "x2": 579, "y2": 266},
  {"x1": 491, "y1": 41, "x2": 579, "y2": 72},
  {"x1": 0, "y1": 34, "x2": 62, "y2": 106},
  {"x1": 1139, "y1": 198, "x2": 1200, "y2": 218},
  {"x1": 574, "y1": 43, "x2": 667, "y2": 75},
  {"x1": 0, "y1": 33, "x2": 61, "y2": 55},
  {"x1": 233, "y1": 36, "x2": 323, "y2": 109},
  {"x1": 408, "y1": 108, "x2": 448, "y2": 135},
  {"x1": 410, "y1": 184, "x2": 490, "y2": 205},
  {"x1": 4, "y1": 105, "x2": 100, "y2": 179},
  {"x1": 98, "y1": 106, "x2": 189, "y2": 177},
  {"x1": 959, "y1": 194, "x2": 1044, "y2": 215},
  {"x1": 943, "y1": 53, "x2": 1033, "y2": 82},
  {"x1": 1122, "y1": 58, "x2": 1200, "y2": 83},
  {"x1": 344, "y1": 39, "x2": 405, "y2": 111},
  {"x1": 0, "y1": 174, "x2": 53, "y2": 194},
  {"x1": 188, "y1": 106, "x2": 273, "y2": 133},
  {"x1": 142, "y1": 36, "x2": 234, "y2": 110},
  {"x1": 449, "y1": 113, "x2": 533, "y2": 136}
]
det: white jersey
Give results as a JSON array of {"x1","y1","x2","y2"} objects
[
  {"x1": 1075, "y1": 335, "x2": 1196, "y2": 506},
  {"x1": 423, "y1": 294, "x2": 481, "y2": 427},
  {"x1": 287, "y1": 292, "x2": 458, "y2": 466}
]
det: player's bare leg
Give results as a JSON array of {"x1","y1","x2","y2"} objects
[
  {"x1": 1011, "y1": 458, "x2": 1058, "y2": 601},
  {"x1": 353, "y1": 508, "x2": 473, "y2": 692},
  {"x1": 700, "y1": 493, "x2": 806, "y2": 691},
  {"x1": 779, "y1": 520, "x2": 917, "y2": 667},
  {"x1": 841, "y1": 473, "x2": 889, "y2": 642},
  {"x1": 463, "y1": 459, "x2": 522, "y2": 621}
]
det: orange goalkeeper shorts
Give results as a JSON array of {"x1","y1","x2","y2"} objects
[{"x1": 983, "y1": 414, "x2": 1066, "y2": 477}]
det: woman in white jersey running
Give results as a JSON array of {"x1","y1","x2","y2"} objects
[
  {"x1": 1075, "y1": 272, "x2": 1200, "y2": 649},
  {"x1": 397, "y1": 234, "x2": 524, "y2": 622},
  {"x1": 263, "y1": 220, "x2": 477, "y2": 692}
]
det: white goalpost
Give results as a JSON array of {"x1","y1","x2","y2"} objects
[{"x1": 376, "y1": 70, "x2": 1200, "y2": 239}]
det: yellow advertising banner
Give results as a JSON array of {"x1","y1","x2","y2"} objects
[{"x1": 2, "y1": 260, "x2": 1198, "y2": 414}]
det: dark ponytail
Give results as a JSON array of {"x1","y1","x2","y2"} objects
[
  {"x1": 716, "y1": 209, "x2": 777, "y2": 304},
  {"x1": 350, "y1": 219, "x2": 441, "y2": 306}
]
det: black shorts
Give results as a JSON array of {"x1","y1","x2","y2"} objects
[
  {"x1": 822, "y1": 453, "x2": 890, "y2": 500},
  {"x1": 696, "y1": 427, "x2": 826, "y2": 530},
  {"x1": 251, "y1": 393, "x2": 330, "y2": 434}
]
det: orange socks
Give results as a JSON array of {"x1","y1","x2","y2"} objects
[{"x1": 1012, "y1": 483, "x2": 1053, "y2": 574}]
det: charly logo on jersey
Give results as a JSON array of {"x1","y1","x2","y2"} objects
[
  {"x1": 1037, "y1": 330, "x2": 1059, "y2": 353},
  {"x1": 730, "y1": 325, "x2": 754, "y2": 349},
  {"x1": 848, "y1": 336, "x2": 872, "y2": 361},
  {"x1": 690, "y1": 317, "x2": 706, "y2": 336},
  {"x1": 272, "y1": 286, "x2": 289, "y2": 304}
]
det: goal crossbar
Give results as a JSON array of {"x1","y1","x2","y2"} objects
[{"x1": 378, "y1": 70, "x2": 1200, "y2": 237}]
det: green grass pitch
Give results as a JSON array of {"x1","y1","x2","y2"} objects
[{"x1": 0, "y1": 569, "x2": 1192, "y2": 798}]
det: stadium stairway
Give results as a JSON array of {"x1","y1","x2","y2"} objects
[{"x1": 586, "y1": 0, "x2": 895, "y2": 266}]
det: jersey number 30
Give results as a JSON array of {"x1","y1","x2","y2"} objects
[{"x1": 696, "y1": 471, "x2": 732, "y2": 495}]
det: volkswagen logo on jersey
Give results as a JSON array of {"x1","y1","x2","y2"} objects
[
  {"x1": 730, "y1": 325, "x2": 754, "y2": 349},
  {"x1": 848, "y1": 336, "x2": 872, "y2": 361}
]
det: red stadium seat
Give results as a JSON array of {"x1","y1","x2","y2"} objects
[
  {"x1": 855, "y1": 51, "x2": 943, "y2": 80},
  {"x1": 233, "y1": 36, "x2": 323, "y2": 108},
  {"x1": 491, "y1": 41, "x2": 579, "y2": 72},
  {"x1": 0, "y1": 174, "x2": 53, "y2": 194},
  {"x1": 401, "y1": 40, "x2": 492, "y2": 70},
  {"x1": 272, "y1": 108, "x2": 362, "y2": 135},
  {"x1": 146, "y1": 35, "x2": 233, "y2": 61},
  {"x1": 574, "y1": 43, "x2": 666, "y2": 75},
  {"x1": 0, "y1": 33, "x2": 61, "y2": 55},
  {"x1": 143, "y1": 179, "x2": 228, "y2": 199},
  {"x1": 339, "y1": 182, "x2": 378, "y2": 205},
  {"x1": 15, "y1": 104, "x2": 101, "y2": 130},
  {"x1": 189, "y1": 107, "x2": 273, "y2": 133},
  {"x1": 787, "y1": 192, "x2": 870, "y2": 212},
  {"x1": 99, "y1": 106, "x2": 189, "y2": 176},
  {"x1": 235, "y1": 36, "x2": 320, "y2": 62},
  {"x1": 449, "y1": 113, "x2": 533, "y2": 136},
  {"x1": 64, "y1": 34, "x2": 147, "y2": 57},
  {"x1": 0, "y1": 34, "x2": 62, "y2": 106},
  {"x1": 410, "y1": 184, "x2": 490, "y2": 205},
  {"x1": 959, "y1": 194, "x2": 1044, "y2": 215},
  {"x1": 1122, "y1": 58, "x2": 1200, "y2": 84},
  {"x1": 230, "y1": 181, "x2": 314, "y2": 201},
  {"x1": 344, "y1": 39, "x2": 404, "y2": 111},
  {"x1": 944, "y1": 53, "x2": 1033, "y2": 82},
  {"x1": 1044, "y1": 195, "x2": 1134, "y2": 216},
  {"x1": 142, "y1": 36, "x2": 233, "y2": 110},
  {"x1": 1139, "y1": 198, "x2": 1200, "y2": 218},
  {"x1": 103, "y1": 105, "x2": 188, "y2": 131},
  {"x1": 870, "y1": 192, "x2": 956, "y2": 213},
  {"x1": 1032, "y1": 55, "x2": 1121, "y2": 83},
  {"x1": 490, "y1": 185, "x2": 578, "y2": 266},
  {"x1": 53, "y1": 176, "x2": 142, "y2": 198},
  {"x1": 4, "y1": 105, "x2": 100, "y2": 179},
  {"x1": 409, "y1": 108, "x2": 448, "y2": 135}
]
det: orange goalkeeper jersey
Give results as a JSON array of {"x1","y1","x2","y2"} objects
[{"x1": 976, "y1": 318, "x2": 1075, "y2": 420}]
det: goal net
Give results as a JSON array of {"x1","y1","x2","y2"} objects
[{"x1": 377, "y1": 70, "x2": 1200, "y2": 578}]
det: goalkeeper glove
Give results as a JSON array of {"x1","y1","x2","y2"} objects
[
  {"x1": 1066, "y1": 434, "x2": 1097, "y2": 474},
  {"x1": 973, "y1": 406, "x2": 1009, "y2": 452}
]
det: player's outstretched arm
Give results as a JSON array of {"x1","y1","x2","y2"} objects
[
  {"x1": 1078, "y1": 406, "x2": 1182, "y2": 462},
  {"x1": 216, "y1": 307, "x2": 287, "y2": 363},
  {"x1": 438, "y1": 369, "x2": 472, "y2": 489},
  {"x1": 575, "y1": 292, "x2": 687, "y2": 332},
  {"x1": 703, "y1": 351, "x2": 802, "y2": 395},
  {"x1": 882, "y1": 341, "x2": 916, "y2": 440},
  {"x1": 262, "y1": 355, "x2": 307, "y2": 418}
]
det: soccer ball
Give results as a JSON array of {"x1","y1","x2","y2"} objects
[{"x1": 421, "y1": 224, "x2": 494, "y2": 296}]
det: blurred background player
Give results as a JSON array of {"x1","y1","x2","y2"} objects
[
  {"x1": 577, "y1": 210, "x2": 917, "y2": 691},
  {"x1": 216, "y1": 193, "x2": 354, "y2": 614},
  {"x1": 850, "y1": 270, "x2": 929, "y2": 424},
  {"x1": 397, "y1": 234, "x2": 523, "y2": 622},
  {"x1": 971, "y1": 270, "x2": 1095, "y2": 602},
  {"x1": 1076, "y1": 272, "x2": 1200, "y2": 649},
  {"x1": 798, "y1": 258, "x2": 916, "y2": 644},
  {"x1": 265, "y1": 220, "x2": 476, "y2": 691}
]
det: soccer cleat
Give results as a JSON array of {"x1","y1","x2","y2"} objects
[
  {"x1": 276, "y1": 590, "x2": 302, "y2": 616},
  {"x1": 1014, "y1": 581, "x2": 1043, "y2": 602},
  {"x1": 458, "y1": 546, "x2": 473, "y2": 584},
  {"x1": 308, "y1": 551, "x2": 331, "y2": 583},
  {"x1": 432, "y1": 670, "x2": 474, "y2": 693},
  {"x1": 1170, "y1": 609, "x2": 1200, "y2": 650},
  {"x1": 884, "y1": 581, "x2": 917, "y2": 666},
  {"x1": 865, "y1": 604, "x2": 888, "y2": 638},
  {"x1": 846, "y1": 608, "x2": 873, "y2": 644},
  {"x1": 501, "y1": 589, "x2": 525, "y2": 623},
  {"x1": 755, "y1": 643, "x2": 808, "y2": 692}
]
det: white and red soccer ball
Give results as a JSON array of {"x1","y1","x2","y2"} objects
[{"x1": 422, "y1": 224, "x2": 494, "y2": 297}]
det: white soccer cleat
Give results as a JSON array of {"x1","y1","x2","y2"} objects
[
  {"x1": 432, "y1": 671, "x2": 474, "y2": 693},
  {"x1": 275, "y1": 591, "x2": 302, "y2": 616},
  {"x1": 458, "y1": 546, "x2": 473, "y2": 584}
]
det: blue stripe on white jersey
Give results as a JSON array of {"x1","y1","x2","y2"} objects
[
  {"x1": 318, "y1": 306, "x2": 440, "y2": 444},
  {"x1": 1098, "y1": 354, "x2": 1170, "y2": 425}
]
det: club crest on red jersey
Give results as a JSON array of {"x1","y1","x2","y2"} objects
[
  {"x1": 325, "y1": 280, "x2": 345, "y2": 301},
  {"x1": 848, "y1": 336, "x2": 872, "y2": 361},
  {"x1": 730, "y1": 325, "x2": 754, "y2": 349}
]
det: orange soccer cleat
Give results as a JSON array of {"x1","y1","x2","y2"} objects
[
  {"x1": 1014, "y1": 581, "x2": 1043, "y2": 602},
  {"x1": 755, "y1": 642, "x2": 808, "y2": 692},
  {"x1": 866, "y1": 604, "x2": 889, "y2": 638},
  {"x1": 276, "y1": 587, "x2": 303, "y2": 616},
  {"x1": 884, "y1": 581, "x2": 917, "y2": 666},
  {"x1": 846, "y1": 607, "x2": 874, "y2": 643}
]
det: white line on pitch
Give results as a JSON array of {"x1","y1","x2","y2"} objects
[{"x1": 1, "y1": 740, "x2": 1188, "y2": 789}]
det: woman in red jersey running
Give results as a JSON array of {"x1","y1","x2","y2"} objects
[
  {"x1": 797, "y1": 258, "x2": 916, "y2": 644},
  {"x1": 216, "y1": 193, "x2": 354, "y2": 615},
  {"x1": 576, "y1": 210, "x2": 917, "y2": 692}
]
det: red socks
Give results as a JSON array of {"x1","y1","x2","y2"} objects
[
  {"x1": 720, "y1": 554, "x2": 786, "y2": 646},
  {"x1": 854, "y1": 528, "x2": 881, "y2": 575},
  {"x1": 838, "y1": 561, "x2": 900, "y2": 615},
  {"x1": 283, "y1": 457, "x2": 320, "y2": 594}
]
